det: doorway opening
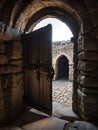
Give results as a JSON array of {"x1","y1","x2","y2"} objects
[
  {"x1": 55, "y1": 55, "x2": 69, "y2": 80},
  {"x1": 33, "y1": 18, "x2": 73, "y2": 118}
]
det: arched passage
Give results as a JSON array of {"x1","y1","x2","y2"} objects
[
  {"x1": 55, "y1": 55, "x2": 69, "y2": 80},
  {"x1": 0, "y1": 0, "x2": 98, "y2": 121}
]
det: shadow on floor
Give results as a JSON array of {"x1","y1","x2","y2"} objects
[{"x1": 12, "y1": 109, "x2": 48, "y2": 127}]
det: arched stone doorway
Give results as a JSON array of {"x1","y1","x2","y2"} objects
[
  {"x1": 55, "y1": 55, "x2": 69, "y2": 80},
  {"x1": 0, "y1": 0, "x2": 98, "y2": 121}
]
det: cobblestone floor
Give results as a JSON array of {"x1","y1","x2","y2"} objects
[{"x1": 52, "y1": 79, "x2": 72, "y2": 108}]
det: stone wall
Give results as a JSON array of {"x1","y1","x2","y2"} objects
[
  {"x1": 52, "y1": 41, "x2": 73, "y2": 81},
  {"x1": 0, "y1": 40, "x2": 24, "y2": 126},
  {"x1": 76, "y1": 26, "x2": 98, "y2": 120}
]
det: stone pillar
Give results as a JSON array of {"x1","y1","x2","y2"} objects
[
  {"x1": 0, "y1": 40, "x2": 24, "y2": 126},
  {"x1": 71, "y1": 37, "x2": 78, "y2": 112},
  {"x1": 77, "y1": 24, "x2": 98, "y2": 120}
]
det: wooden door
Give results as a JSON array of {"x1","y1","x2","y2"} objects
[{"x1": 23, "y1": 24, "x2": 52, "y2": 115}]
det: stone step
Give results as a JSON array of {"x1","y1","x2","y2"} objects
[{"x1": 22, "y1": 117, "x2": 68, "y2": 130}]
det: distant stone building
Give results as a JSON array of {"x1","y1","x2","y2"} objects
[{"x1": 52, "y1": 40, "x2": 73, "y2": 81}]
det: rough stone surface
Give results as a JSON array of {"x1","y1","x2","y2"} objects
[
  {"x1": 0, "y1": 39, "x2": 24, "y2": 126},
  {"x1": 9, "y1": 59, "x2": 23, "y2": 66},
  {"x1": 79, "y1": 77, "x2": 98, "y2": 88},
  {"x1": 0, "y1": 65, "x2": 22, "y2": 74},
  {"x1": 78, "y1": 35, "x2": 98, "y2": 51},
  {"x1": 0, "y1": 55, "x2": 8, "y2": 64},
  {"x1": 0, "y1": 41, "x2": 5, "y2": 53},
  {"x1": 0, "y1": 22, "x2": 21, "y2": 40},
  {"x1": 94, "y1": 26, "x2": 98, "y2": 38},
  {"x1": 91, "y1": 10, "x2": 98, "y2": 26},
  {"x1": 78, "y1": 52, "x2": 98, "y2": 61},
  {"x1": 81, "y1": 18, "x2": 92, "y2": 33},
  {"x1": 6, "y1": 40, "x2": 23, "y2": 59},
  {"x1": 77, "y1": 61, "x2": 96, "y2": 71}
]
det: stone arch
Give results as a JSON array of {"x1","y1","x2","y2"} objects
[
  {"x1": 54, "y1": 54, "x2": 69, "y2": 80},
  {"x1": 24, "y1": 7, "x2": 79, "y2": 37},
  {"x1": 0, "y1": 0, "x2": 98, "y2": 121}
]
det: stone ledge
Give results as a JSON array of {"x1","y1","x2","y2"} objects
[{"x1": 0, "y1": 21, "x2": 22, "y2": 41}]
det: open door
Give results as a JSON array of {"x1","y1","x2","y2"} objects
[{"x1": 23, "y1": 24, "x2": 52, "y2": 115}]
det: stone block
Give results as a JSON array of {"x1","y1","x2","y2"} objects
[
  {"x1": 0, "y1": 54, "x2": 8, "y2": 64},
  {"x1": 11, "y1": 73, "x2": 24, "y2": 88},
  {"x1": 8, "y1": 86, "x2": 24, "y2": 120},
  {"x1": 80, "y1": 76, "x2": 98, "y2": 87},
  {"x1": 91, "y1": 10, "x2": 98, "y2": 26},
  {"x1": 0, "y1": 73, "x2": 24, "y2": 124},
  {"x1": 77, "y1": 89, "x2": 86, "y2": 101},
  {"x1": 84, "y1": 0, "x2": 95, "y2": 5},
  {"x1": 77, "y1": 89, "x2": 98, "y2": 103},
  {"x1": 82, "y1": 108, "x2": 98, "y2": 116},
  {"x1": 79, "y1": 69, "x2": 98, "y2": 77},
  {"x1": 94, "y1": 26, "x2": 98, "y2": 39},
  {"x1": 78, "y1": 51, "x2": 98, "y2": 61},
  {"x1": 81, "y1": 18, "x2": 92, "y2": 33},
  {"x1": 0, "y1": 21, "x2": 21, "y2": 41},
  {"x1": 0, "y1": 98, "x2": 7, "y2": 125},
  {"x1": 6, "y1": 40, "x2": 23, "y2": 59},
  {"x1": 87, "y1": 2, "x2": 98, "y2": 14},
  {"x1": 9, "y1": 59, "x2": 23, "y2": 66},
  {"x1": 0, "y1": 76, "x2": 1, "y2": 91},
  {"x1": 1, "y1": 74, "x2": 22, "y2": 89},
  {"x1": 82, "y1": 102, "x2": 98, "y2": 111},
  {"x1": 0, "y1": 65, "x2": 22, "y2": 74},
  {"x1": 0, "y1": 41, "x2": 5, "y2": 53},
  {"x1": 1, "y1": 75, "x2": 9, "y2": 89},
  {"x1": 81, "y1": 102, "x2": 98, "y2": 116},
  {"x1": 82, "y1": 88, "x2": 98, "y2": 93},
  {"x1": 3, "y1": 86, "x2": 23, "y2": 121},
  {"x1": 5, "y1": 25, "x2": 21, "y2": 40},
  {"x1": 77, "y1": 61, "x2": 96, "y2": 71},
  {"x1": 77, "y1": 74, "x2": 85, "y2": 83},
  {"x1": 80, "y1": 113, "x2": 94, "y2": 121},
  {"x1": 0, "y1": 89, "x2": 3, "y2": 100},
  {"x1": 0, "y1": 1, "x2": 6, "y2": 9},
  {"x1": 78, "y1": 35, "x2": 98, "y2": 51}
]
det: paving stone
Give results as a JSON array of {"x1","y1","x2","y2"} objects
[{"x1": 52, "y1": 79, "x2": 72, "y2": 107}]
